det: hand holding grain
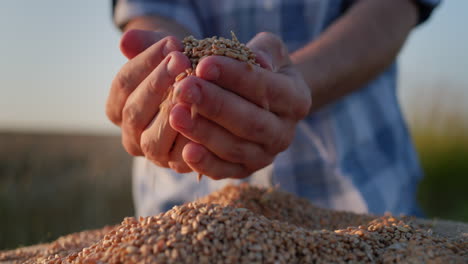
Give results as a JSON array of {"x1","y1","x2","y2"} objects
[
  {"x1": 106, "y1": 29, "x2": 193, "y2": 172},
  {"x1": 170, "y1": 32, "x2": 312, "y2": 179}
]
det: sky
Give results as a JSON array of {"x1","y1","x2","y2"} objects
[{"x1": 0, "y1": 1, "x2": 466, "y2": 134}]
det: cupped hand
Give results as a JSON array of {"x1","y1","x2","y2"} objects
[
  {"x1": 106, "y1": 29, "x2": 193, "y2": 172},
  {"x1": 170, "y1": 32, "x2": 312, "y2": 179}
]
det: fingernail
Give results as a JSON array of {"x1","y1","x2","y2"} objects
[
  {"x1": 204, "y1": 65, "x2": 220, "y2": 80},
  {"x1": 171, "y1": 105, "x2": 193, "y2": 130},
  {"x1": 163, "y1": 40, "x2": 178, "y2": 57},
  {"x1": 179, "y1": 85, "x2": 201, "y2": 105}
]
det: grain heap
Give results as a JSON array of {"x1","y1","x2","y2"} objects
[
  {"x1": 0, "y1": 226, "x2": 116, "y2": 264},
  {"x1": 6, "y1": 184, "x2": 462, "y2": 264},
  {"x1": 197, "y1": 184, "x2": 376, "y2": 231}
]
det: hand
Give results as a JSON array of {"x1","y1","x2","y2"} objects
[
  {"x1": 106, "y1": 29, "x2": 193, "y2": 172},
  {"x1": 170, "y1": 32, "x2": 312, "y2": 179}
]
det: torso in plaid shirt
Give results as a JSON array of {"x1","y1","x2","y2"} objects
[{"x1": 113, "y1": 0, "x2": 440, "y2": 217}]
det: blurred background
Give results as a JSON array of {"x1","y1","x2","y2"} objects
[{"x1": 0, "y1": 0, "x2": 467, "y2": 250}]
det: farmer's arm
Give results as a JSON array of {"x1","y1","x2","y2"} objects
[
  {"x1": 292, "y1": 0, "x2": 419, "y2": 112},
  {"x1": 168, "y1": 0, "x2": 424, "y2": 178}
]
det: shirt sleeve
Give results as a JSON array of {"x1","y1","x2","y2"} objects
[
  {"x1": 341, "y1": 0, "x2": 440, "y2": 25},
  {"x1": 413, "y1": 0, "x2": 441, "y2": 24},
  {"x1": 112, "y1": 0, "x2": 203, "y2": 38}
]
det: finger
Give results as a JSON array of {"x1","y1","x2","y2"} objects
[
  {"x1": 121, "y1": 51, "x2": 190, "y2": 153},
  {"x1": 246, "y1": 32, "x2": 291, "y2": 72},
  {"x1": 138, "y1": 94, "x2": 178, "y2": 166},
  {"x1": 182, "y1": 142, "x2": 250, "y2": 180},
  {"x1": 246, "y1": 32, "x2": 311, "y2": 119},
  {"x1": 168, "y1": 134, "x2": 192, "y2": 173},
  {"x1": 120, "y1": 29, "x2": 167, "y2": 59},
  {"x1": 169, "y1": 104, "x2": 274, "y2": 170},
  {"x1": 106, "y1": 36, "x2": 183, "y2": 126},
  {"x1": 195, "y1": 55, "x2": 299, "y2": 117},
  {"x1": 173, "y1": 76, "x2": 292, "y2": 154}
]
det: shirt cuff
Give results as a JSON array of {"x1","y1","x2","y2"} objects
[{"x1": 113, "y1": 0, "x2": 203, "y2": 38}]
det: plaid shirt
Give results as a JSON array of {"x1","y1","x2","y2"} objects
[{"x1": 113, "y1": 0, "x2": 440, "y2": 217}]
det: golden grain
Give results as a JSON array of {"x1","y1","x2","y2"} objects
[{"x1": 3, "y1": 184, "x2": 459, "y2": 264}]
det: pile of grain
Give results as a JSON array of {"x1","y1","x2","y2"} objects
[
  {"x1": 197, "y1": 184, "x2": 376, "y2": 231},
  {"x1": 0, "y1": 226, "x2": 115, "y2": 264},
  {"x1": 3, "y1": 184, "x2": 465, "y2": 264}
]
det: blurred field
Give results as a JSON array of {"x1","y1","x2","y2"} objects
[
  {"x1": 410, "y1": 107, "x2": 468, "y2": 223},
  {"x1": 1, "y1": 121, "x2": 467, "y2": 250},
  {"x1": 0, "y1": 132, "x2": 133, "y2": 250}
]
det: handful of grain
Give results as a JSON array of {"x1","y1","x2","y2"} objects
[
  {"x1": 182, "y1": 31, "x2": 259, "y2": 72},
  {"x1": 6, "y1": 184, "x2": 466, "y2": 264},
  {"x1": 163, "y1": 31, "x2": 259, "y2": 107},
  {"x1": 158, "y1": 32, "x2": 259, "y2": 181}
]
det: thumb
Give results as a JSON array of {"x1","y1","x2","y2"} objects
[
  {"x1": 120, "y1": 29, "x2": 168, "y2": 59},
  {"x1": 246, "y1": 32, "x2": 291, "y2": 72}
]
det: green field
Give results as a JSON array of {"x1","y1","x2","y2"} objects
[
  {"x1": 413, "y1": 126, "x2": 468, "y2": 222},
  {"x1": 0, "y1": 126, "x2": 467, "y2": 250}
]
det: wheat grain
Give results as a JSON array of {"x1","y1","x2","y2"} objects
[{"x1": 6, "y1": 184, "x2": 462, "y2": 264}]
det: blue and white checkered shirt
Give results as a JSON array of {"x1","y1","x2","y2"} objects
[{"x1": 113, "y1": 0, "x2": 440, "y2": 217}]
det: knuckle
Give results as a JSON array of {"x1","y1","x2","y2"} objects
[
  {"x1": 160, "y1": 36, "x2": 182, "y2": 60},
  {"x1": 223, "y1": 143, "x2": 246, "y2": 164},
  {"x1": 143, "y1": 56, "x2": 156, "y2": 72},
  {"x1": 122, "y1": 103, "x2": 141, "y2": 129},
  {"x1": 113, "y1": 70, "x2": 132, "y2": 95},
  {"x1": 163, "y1": 36, "x2": 179, "y2": 48},
  {"x1": 249, "y1": 117, "x2": 269, "y2": 139},
  {"x1": 140, "y1": 135, "x2": 167, "y2": 164}
]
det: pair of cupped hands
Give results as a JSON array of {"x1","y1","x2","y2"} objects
[{"x1": 106, "y1": 30, "x2": 311, "y2": 180}]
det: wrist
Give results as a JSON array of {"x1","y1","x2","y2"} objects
[{"x1": 291, "y1": 48, "x2": 331, "y2": 114}]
